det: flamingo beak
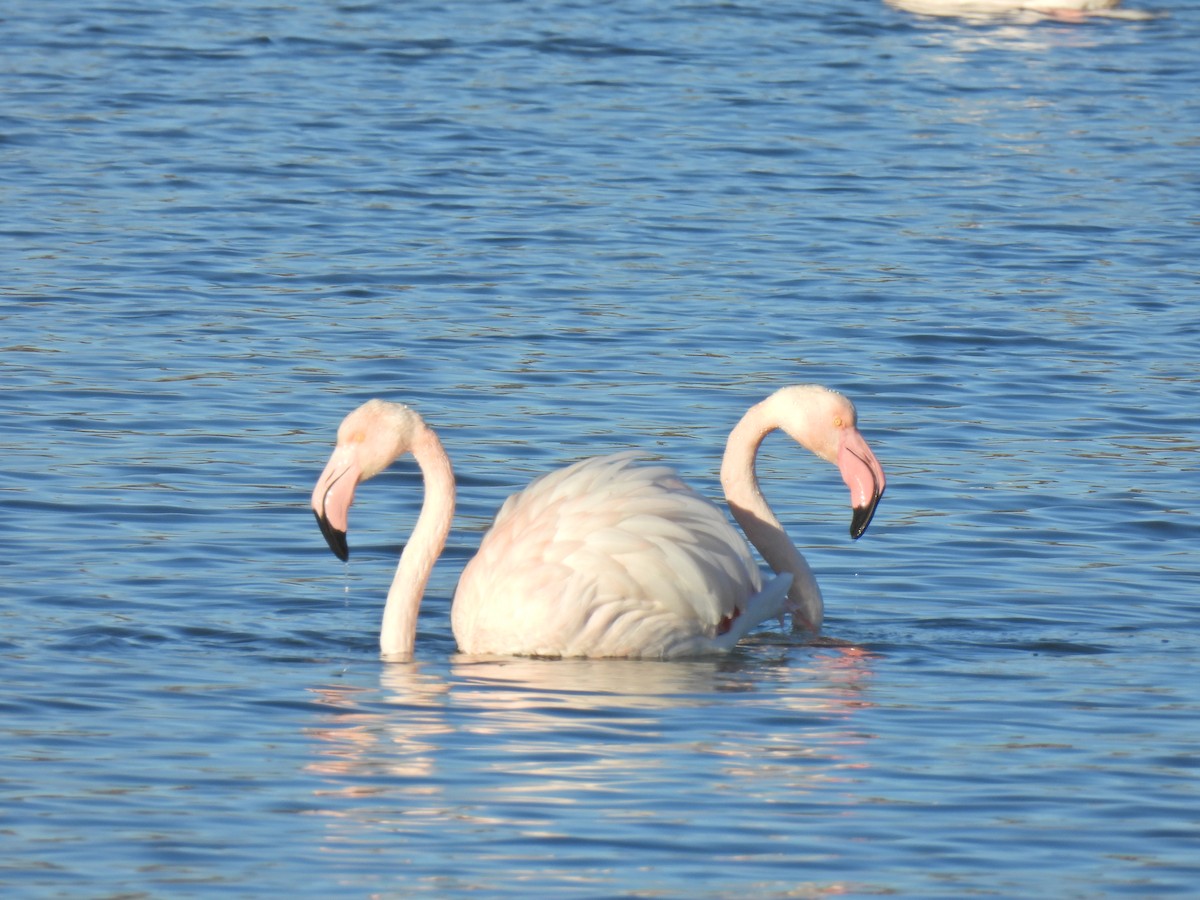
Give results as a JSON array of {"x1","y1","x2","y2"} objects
[
  {"x1": 311, "y1": 446, "x2": 360, "y2": 562},
  {"x1": 837, "y1": 427, "x2": 886, "y2": 540}
]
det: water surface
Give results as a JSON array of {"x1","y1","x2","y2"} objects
[{"x1": 2, "y1": 0, "x2": 1198, "y2": 896}]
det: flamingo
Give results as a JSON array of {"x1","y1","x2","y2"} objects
[
  {"x1": 311, "y1": 385, "x2": 885, "y2": 659},
  {"x1": 883, "y1": 0, "x2": 1145, "y2": 19}
]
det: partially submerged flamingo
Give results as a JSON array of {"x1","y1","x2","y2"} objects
[{"x1": 311, "y1": 385, "x2": 885, "y2": 659}]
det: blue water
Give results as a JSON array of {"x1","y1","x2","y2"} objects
[{"x1": 3, "y1": 0, "x2": 1198, "y2": 895}]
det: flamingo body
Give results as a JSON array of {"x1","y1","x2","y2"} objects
[
  {"x1": 885, "y1": 0, "x2": 1131, "y2": 17},
  {"x1": 451, "y1": 452, "x2": 792, "y2": 658}
]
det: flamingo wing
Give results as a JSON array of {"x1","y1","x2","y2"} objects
[{"x1": 451, "y1": 452, "x2": 774, "y2": 658}]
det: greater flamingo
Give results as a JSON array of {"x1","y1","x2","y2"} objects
[
  {"x1": 311, "y1": 385, "x2": 885, "y2": 659},
  {"x1": 883, "y1": 0, "x2": 1147, "y2": 19}
]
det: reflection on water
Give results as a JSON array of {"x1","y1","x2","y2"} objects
[
  {"x1": 305, "y1": 670, "x2": 452, "y2": 787},
  {"x1": 301, "y1": 650, "x2": 877, "y2": 894}
]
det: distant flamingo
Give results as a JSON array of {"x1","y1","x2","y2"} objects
[
  {"x1": 311, "y1": 385, "x2": 885, "y2": 659},
  {"x1": 883, "y1": 0, "x2": 1143, "y2": 19}
]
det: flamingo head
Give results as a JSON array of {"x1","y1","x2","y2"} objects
[
  {"x1": 311, "y1": 399, "x2": 423, "y2": 561},
  {"x1": 770, "y1": 385, "x2": 887, "y2": 539}
]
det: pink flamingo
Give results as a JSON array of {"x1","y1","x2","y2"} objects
[
  {"x1": 883, "y1": 0, "x2": 1147, "y2": 19},
  {"x1": 311, "y1": 385, "x2": 885, "y2": 659}
]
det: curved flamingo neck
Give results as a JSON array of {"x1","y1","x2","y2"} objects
[
  {"x1": 720, "y1": 398, "x2": 824, "y2": 633},
  {"x1": 380, "y1": 423, "x2": 456, "y2": 658}
]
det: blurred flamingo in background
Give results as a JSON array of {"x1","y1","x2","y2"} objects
[{"x1": 883, "y1": 0, "x2": 1150, "y2": 19}]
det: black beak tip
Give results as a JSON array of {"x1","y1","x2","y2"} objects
[
  {"x1": 850, "y1": 508, "x2": 870, "y2": 540},
  {"x1": 314, "y1": 510, "x2": 350, "y2": 562},
  {"x1": 330, "y1": 534, "x2": 349, "y2": 562},
  {"x1": 850, "y1": 496, "x2": 882, "y2": 540}
]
